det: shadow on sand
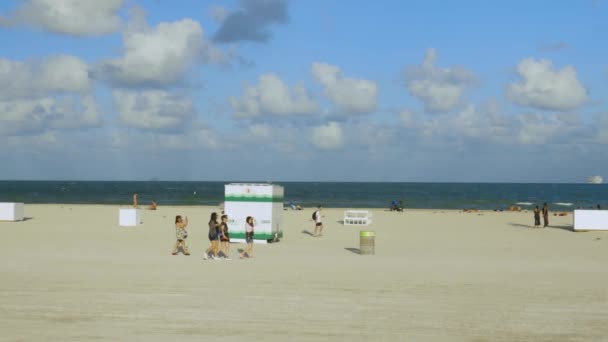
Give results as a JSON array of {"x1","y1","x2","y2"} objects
[
  {"x1": 301, "y1": 230, "x2": 315, "y2": 236},
  {"x1": 344, "y1": 247, "x2": 360, "y2": 255},
  {"x1": 508, "y1": 223, "x2": 574, "y2": 232}
]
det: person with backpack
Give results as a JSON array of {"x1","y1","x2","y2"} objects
[{"x1": 313, "y1": 205, "x2": 323, "y2": 237}]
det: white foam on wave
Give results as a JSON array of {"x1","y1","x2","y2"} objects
[
  {"x1": 516, "y1": 202, "x2": 533, "y2": 206},
  {"x1": 554, "y1": 202, "x2": 573, "y2": 206}
]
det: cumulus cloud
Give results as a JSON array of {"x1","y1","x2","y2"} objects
[
  {"x1": 0, "y1": 55, "x2": 90, "y2": 100},
  {"x1": 507, "y1": 58, "x2": 587, "y2": 111},
  {"x1": 311, "y1": 62, "x2": 377, "y2": 115},
  {"x1": 230, "y1": 73, "x2": 318, "y2": 117},
  {"x1": 213, "y1": 0, "x2": 288, "y2": 43},
  {"x1": 405, "y1": 49, "x2": 476, "y2": 113},
  {"x1": 4, "y1": 0, "x2": 123, "y2": 36},
  {"x1": 98, "y1": 17, "x2": 225, "y2": 87},
  {"x1": 311, "y1": 122, "x2": 343, "y2": 150},
  {"x1": 0, "y1": 95, "x2": 102, "y2": 135},
  {"x1": 113, "y1": 90, "x2": 195, "y2": 131}
]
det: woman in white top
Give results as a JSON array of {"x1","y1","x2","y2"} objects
[{"x1": 240, "y1": 216, "x2": 255, "y2": 259}]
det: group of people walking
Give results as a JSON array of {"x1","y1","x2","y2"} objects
[
  {"x1": 533, "y1": 203, "x2": 550, "y2": 228},
  {"x1": 172, "y1": 212, "x2": 256, "y2": 260}
]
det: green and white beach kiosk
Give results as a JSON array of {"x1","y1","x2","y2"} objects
[{"x1": 224, "y1": 183, "x2": 284, "y2": 244}]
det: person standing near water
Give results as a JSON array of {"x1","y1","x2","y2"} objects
[
  {"x1": 542, "y1": 203, "x2": 549, "y2": 227},
  {"x1": 533, "y1": 206, "x2": 541, "y2": 228},
  {"x1": 313, "y1": 206, "x2": 323, "y2": 237},
  {"x1": 132, "y1": 192, "x2": 138, "y2": 208}
]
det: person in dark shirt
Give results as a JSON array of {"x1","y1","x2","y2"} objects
[{"x1": 204, "y1": 212, "x2": 220, "y2": 260}]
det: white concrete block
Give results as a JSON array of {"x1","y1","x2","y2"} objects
[
  {"x1": 119, "y1": 208, "x2": 142, "y2": 226},
  {"x1": 0, "y1": 203, "x2": 24, "y2": 221},
  {"x1": 574, "y1": 210, "x2": 608, "y2": 231}
]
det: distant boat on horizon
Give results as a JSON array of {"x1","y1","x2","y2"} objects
[{"x1": 587, "y1": 176, "x2": 603, "y2": 184}]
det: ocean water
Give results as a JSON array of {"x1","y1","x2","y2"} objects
[{"x1": 0, "y1": 181, "x2": 606, "y2": 210}]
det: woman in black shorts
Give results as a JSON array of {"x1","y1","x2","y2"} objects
[
  {"x1": 204, "y1": 212, "x2": 220, "y2": 260},
  {"x1": 219, "y1": 214, "x2": 231, "y2": 259}
]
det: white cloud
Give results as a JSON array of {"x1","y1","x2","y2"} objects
[
  {"x1": 0, "y1": 55, "x2": 90, "y2": 100},
  {"x1": 113, "y1": 90, "x2": 195, "y2": 131},
  {"x1": 311, "y1": 122, "x2": 344, "y2": 150},
  {"x1": 449, "y1": 103, "x2": 511, "y2": 143},
  {"x1": 405, "y1": 49, "x2": 476, "y2": 113},
  {"x1": 230, "y1": 73, "x2": 318, "y2": 117},
  {"x1": 8, "y1": 0, "x2": 123, "y2": 36},
  {"x1": 0, "y1": 95, "x2": 102, "y2": 135},
  {"x1": 311, "y1": 62, "x2": 378, "y2": 115},
  {"x1": 398, "y1": 99, "x2": 585, "y2": 146},
  {"x1": 507, "y1": 58, "x2": 587, "y2": 111},
  {"x1": 109, "y1": 125, "x2": 219, "y2": 151},
  {"x1": 247, "y1": 124, "x2": 273, "y2": 140},
  {"x1": 515, "y1": 112, "x2": 580, "y2": 144},
  {"x1": 596, "y1": 113, "x2": 608, "y2": 144},
  {"x1": 98, "y1": 18, "x2": 224, "y2": 86}
]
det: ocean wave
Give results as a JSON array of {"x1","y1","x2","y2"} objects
[
  {"x1": 516, "y1": 202, "x2": 533, "y2": 206},
  {"x1": 554, "y1": 202, "x2": 574, "y2": 206}
]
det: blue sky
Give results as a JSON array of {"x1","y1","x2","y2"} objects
[{"x1": 0, "y1": 0, "x2": 606, "y2": 182}]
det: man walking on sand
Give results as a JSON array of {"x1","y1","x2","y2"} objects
[
  {"x1": 542, "y1": 202, "x2": 549, "y2": 227},
  {"x1": 313, "y1": 206, "x2": 323, "y2": 237}
]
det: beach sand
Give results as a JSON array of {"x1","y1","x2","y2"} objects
[{"x1": 1, "y1": 205, "x2": 607, "y2": 341}]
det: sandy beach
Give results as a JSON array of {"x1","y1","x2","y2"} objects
[{"x1": 1, "y1": 204, "x2": 607, "y2": 341}]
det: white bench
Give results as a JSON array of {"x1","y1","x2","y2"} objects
[
  {"x1": 344, "y1": 210, "x2": 372, "y2": 225},
  {"x1": 0, "y1": 203, "x2": 24, "y2": 221}
]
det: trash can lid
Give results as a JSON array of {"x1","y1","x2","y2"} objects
[{"x1": 360, "y1": 231, "x2": 375, "y2": 237}]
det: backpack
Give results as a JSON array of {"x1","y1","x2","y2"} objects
[{"x1": 312, "y1": 211, "x2": 317, "y2": 220}]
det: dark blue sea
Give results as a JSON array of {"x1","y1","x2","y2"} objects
[{"x1": 0, "y1": 181, "x2": 606, "y2": 210}]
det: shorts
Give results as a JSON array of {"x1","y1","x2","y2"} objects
[
  {"x1": 176, "y1": 229, "x2": 188, "y2": 240},
  {"x1": 315, "y1": 222, "x2": 323, "y2": 227},
  {"x1": 245, "y1": 232, "x2": 254, "y2": 243},
  {"x1": 220, "y1": 234, "x2": 230, "y2": 242},
  {"x1": 208, "y1": 234, "x2": 219, "y2": 241}
]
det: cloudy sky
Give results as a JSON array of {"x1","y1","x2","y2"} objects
[{"x1": 0, "y1": 0, "x2": 606, "y2": 182}]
